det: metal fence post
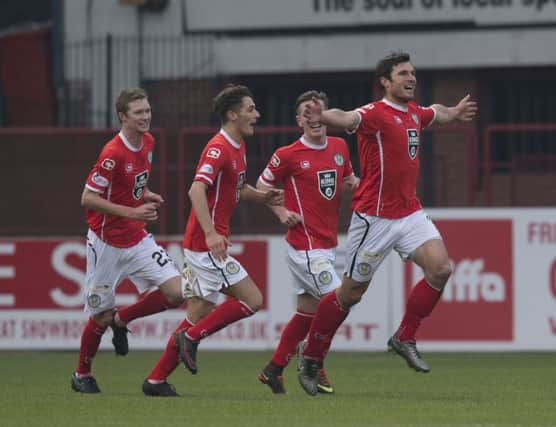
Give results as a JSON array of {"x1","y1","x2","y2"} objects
[{"x1": 105, "y1": 34, "x2": 112, "y2": 128}]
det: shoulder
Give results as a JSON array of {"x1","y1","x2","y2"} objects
[
  {"x1": 327, "y1": 136, "x2": 348, "y2": 148},
  {"x1": 143, "y1": 132, "x2": 156, "y2": 145}
]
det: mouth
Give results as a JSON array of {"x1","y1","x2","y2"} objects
[{"x1": 309, "y1": 123, "x2": 322, "y2": 129}]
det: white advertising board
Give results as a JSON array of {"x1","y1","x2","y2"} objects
[{"x1": 0, "y1": 208, "x2": 555, "y2": 351}]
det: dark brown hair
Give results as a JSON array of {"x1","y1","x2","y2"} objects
[
  {"x1": 375, "y1": 51, "x2": 411, "y2": 93},
  {"x1": 213, "y1": 84, "x2": 254, "y2": 122}
]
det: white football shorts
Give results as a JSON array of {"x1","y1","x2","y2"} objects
[
  {"x1": 286, "y1": 243, "x2": 341, "y2": 299},
  {"x1": 84, "y1": 229, "x2": 181, "y2": 315},
  {"x1": 344, "y1": 209, "x2": 442, "y2": 283},
  {"x1": 182, "y1": 249, "x2": 248, "y2": 304}
]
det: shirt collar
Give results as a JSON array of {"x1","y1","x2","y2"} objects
[
  {"x1": 119, "y1": 131, "x2": 143, "y2": 152},
  {"x1": 300, "y1": 135, "x2": 328, "y2": 150},
  {"x1": 382, "y1": 97, "x2": 408, "y2": 112},
  {"x1": 219, "y1": 128, "x2": 242, "y2": 149}
]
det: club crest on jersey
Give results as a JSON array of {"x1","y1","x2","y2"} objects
[
  {"x1": 407, "y1": 129, "x2": 419, "y2": 160},
  {"x1": 125, "y1": 163, "x2": 133, "y2": 173},
  {"x1": 101, "y1": 158, "x2": 115, "y2": 171},
  {"x1": 133, "y1": 170, "x2": 149, "y2": 200},
  {"x1": 411, "y1": 113, "x2": 419, "y2": 125},
  {"x1": 207, "y1": 148, "x2": 221, "y2": 159},
  {"x1": 147, "y1": 151, "x2": 153, "y2": 163},
  {"x1": 300, "y1": 160, "x2": 310, "y2": 169},
  {"x1": 394, "y1": 115, "x2": 402, "y2": 124},
  {"x1": 334, "y1": 153, "x2": 344, "y2": 166},
  {"x1": 317, "y1": 169, "x2": 337, "y2": 200}
]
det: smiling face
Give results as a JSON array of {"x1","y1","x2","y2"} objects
[
  {"x1": 119, "y1": 98, "x2": 151, "y2": 135},
  {"x1": 296, "y1": 98, "x2": 327, "y2": 144},
  {"x1": 381, "y1": 61, "x2": 416, "y2": 104},
  {"x1": 231, "y1": 96, "x2": 260, "y2": 138}
]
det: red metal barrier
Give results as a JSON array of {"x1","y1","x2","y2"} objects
[{"x1": 1, "y1": 127, "x2": 168, "y2": 234}]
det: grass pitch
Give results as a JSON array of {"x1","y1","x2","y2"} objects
[{"x1": 0, "y1": 351, "x2": 554, "y2": 427}]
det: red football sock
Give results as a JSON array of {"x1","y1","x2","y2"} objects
[
  {"x1": 147, "y1": 317, "x2": 194, "y2": 382},
  {"x1": 303, "y1": 291, "x2": 349, "y2": 361},
  {"x1": 186, "y1": 299, "x2": 254, "y2": 341},
  {"x1": 271, "y1": 310, "x2": 314, "y2": 368},
  {"x1": 396, "y1": 278, "x2": 442, "y2": 341},
  {"x1": 76, "y1": 317, "x2": 107, "y2": 376},
  {"x1": 116, "y1": 289, "x2": 172, "y2": 325}
]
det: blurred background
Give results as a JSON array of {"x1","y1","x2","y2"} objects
[{"x1": 0, "y1": 0, "x2": 555, "y2": 352}]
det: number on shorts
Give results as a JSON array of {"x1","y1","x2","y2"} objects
[{"x1": 152, "y1": 249, "x2": 171, "y2": 267}]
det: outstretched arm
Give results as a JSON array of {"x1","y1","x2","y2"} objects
[
  {"x1": 303, "y1": 96, "x2": 360, "y2": 132},
  {"x1": 431, "y1": 94, "x2": 477, "y2": 124}
]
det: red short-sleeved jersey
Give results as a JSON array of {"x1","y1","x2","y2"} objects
[
  {"x1": 259, "y1": 136, "x2": 353, "y2": 250},
  {"x1": 351, "y1": 98, "x2": 435, "y2": 219},
  {"x1": 84, "y1": 131, "x2": 155, "y2": 247},
  {"x1": 183, "y1": 130, "x2": 247, "y2": 251}
]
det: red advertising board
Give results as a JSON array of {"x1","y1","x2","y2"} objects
[
  {"x1": 405, "y1": 220, "x2": 513, "y2": 341},
  {"x1": 0, "y1": 238, "x2": 268, "y2": 311}
]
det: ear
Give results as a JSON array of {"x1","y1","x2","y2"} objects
[
  {"x1": 380, "y1": 76, "x2": 390, "y2": 89},
  {"x1": 295, "y1": 114, "x2": 303, "y2": 128},
  {"x1": 226, "y1": 110, "x2": 237, "y2": 122},
  {"x1": 118, "y1": 111, "x2": 126, "y2": 123}
]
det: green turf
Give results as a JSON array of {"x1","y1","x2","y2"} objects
[{"x1": 0, "y1": 351, "x2": 555, "y2": 427}]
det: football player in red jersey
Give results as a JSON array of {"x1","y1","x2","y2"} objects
[
  {"x1": 256, "y1": 90, "x2": 358, "y2": 394},
  {"x1": 142, "y1": 85, "x2": 283, "y2": 396},
  {"x1": 297, "y1": 52, "x2": 477, "y2": 396},
  {"x1": 71, "y1": 88, "x2": 186, "y2": 394}
]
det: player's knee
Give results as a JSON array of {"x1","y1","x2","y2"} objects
[
  {"x1": 93, "y1": 310, "x2": 114, "y2": 327},
  {"x1": 337, "y1": 285, "x2": 364, "y2": 308},
  {"x1": 160, "y1": 278, "x2": 185, "y2": 307},
  {"x1": 164, "y1": 292, "x2": 184, "y2": 308},
  {"x1": 428, "y1": 262, "x2": 452, "y2": 289}
]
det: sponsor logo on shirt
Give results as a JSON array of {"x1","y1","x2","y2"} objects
[
  {"x1": 101, "y1": 158, "x2": 115, "y2": 171},
  {"x1": 317, "y1": 169, "x2": 337, "y2": 200},
  {"x1": 207, "y1": 148, "x2": 221, "y2": 159},
  {"x1": 236, "y1": 171, "x2": 246, "y2": 202},
  {"x1": 270, "y1": 154, "x2": 280, "y2": 167},
  {"x1": 407, "y1": 129, "x2": 419, "y2": 160},
  {"x1": 133, "y1": 170, "x2": 149, "y2": 200}
]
